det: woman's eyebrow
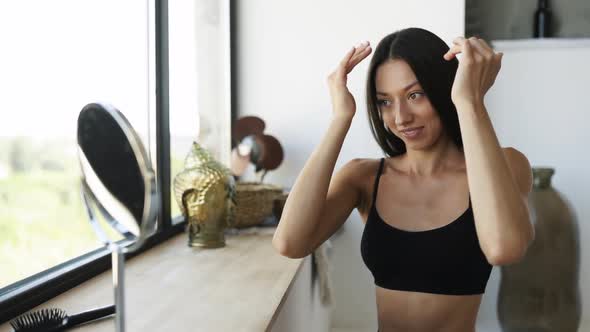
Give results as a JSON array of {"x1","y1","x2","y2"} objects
[{"x1": 377, "y1": 80, "x2": 420, "y2": 96}]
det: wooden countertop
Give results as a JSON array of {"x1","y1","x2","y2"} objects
[{"x1": 1, "y1": 227, "x2": 304, "y2": 331}]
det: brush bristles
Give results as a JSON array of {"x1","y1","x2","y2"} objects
[{"x1": 10, "y1": 308, "x2": 66, "y2": 331}]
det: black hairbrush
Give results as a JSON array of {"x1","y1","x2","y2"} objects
[{"x1": 9, "y1": 304, "x2": 115, "y2": 332}]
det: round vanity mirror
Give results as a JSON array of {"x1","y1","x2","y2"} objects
[
  {"x1": 77, "y1": 102, "x2": 158, "y2": 251},
  {"x1": 77, "y1": 102, "x2": 159, "y2": 332}
]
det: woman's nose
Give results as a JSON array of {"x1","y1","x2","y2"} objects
[{"x1": 394, "y1": 103, "x2": 413, "y2": 126}]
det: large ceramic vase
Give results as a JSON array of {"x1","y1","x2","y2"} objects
[{"x1": 498, "y1": 167, "x2": 581, "y2": 332}]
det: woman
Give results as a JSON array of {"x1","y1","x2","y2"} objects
[{"x1": 272, "y1": 28, "x2": 534, "y2": 332}]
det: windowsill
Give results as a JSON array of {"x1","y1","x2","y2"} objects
[
  {"x1": 491, "y1": 38, "x2": 590, "y2": 50},
  {"x1": 0, "y1": 227, "x2": 304, "y2": 331}
]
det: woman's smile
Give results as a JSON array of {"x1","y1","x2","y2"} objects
[{"x1": 400, "y1": 126, "x2": 424, "y2": 139}]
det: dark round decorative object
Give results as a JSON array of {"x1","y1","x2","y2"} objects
[
  {"x1": 231, "y1": 115, "x2": 284, "y2": 180},
  {"x1": 257, "y1": 134, "x2": 283, "y2": 171},
  {"x1": 233, "y1": 116, "x2": 265, "y2": 143}
]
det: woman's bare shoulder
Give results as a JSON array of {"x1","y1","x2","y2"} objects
[
  {"x1": 338, "y1": 158, "x2": 385, "y2": 212},
  {"x1": 340, "y1": 157, "x2": 383, "y2": 181}
]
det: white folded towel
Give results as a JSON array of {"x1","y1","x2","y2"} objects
[{"x1": 313, "y1": 239, "x2": 334, "y2": 306}]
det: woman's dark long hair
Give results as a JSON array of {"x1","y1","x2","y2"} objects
[{"x1": 366, "y1": 27, "x2": 462, "y2": 157}]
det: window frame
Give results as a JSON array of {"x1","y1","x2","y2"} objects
[{"x1": 0, "y1": 0, "x2": 235, "y2": 323}]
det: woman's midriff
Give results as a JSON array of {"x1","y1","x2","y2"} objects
[{"x1": 375, "y1": 286, "x2": 482, "y2": 332}]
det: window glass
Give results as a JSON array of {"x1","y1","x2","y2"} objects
[
  {"x1": 169, "y1": 0, "x2": 232, "y2": 219},
  {"x1": 0, "y1": 0, "x2": 150, "y2": 289},
  {"x1": 169, "y1": 0, "x2": 199, "y2": 218}
]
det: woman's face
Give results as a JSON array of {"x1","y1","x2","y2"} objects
[{"x1": 375, "y1": 58, "x2": 445, "y2": 150}]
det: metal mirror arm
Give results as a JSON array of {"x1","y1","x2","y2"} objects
[
  {"x1": 79, "y1": 178, "x2": 129, "y2": 332},
  {"x1": 94, "y1": 199, "x2": 135, "y2": 246}
]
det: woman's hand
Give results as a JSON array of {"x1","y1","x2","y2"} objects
[
  {"x1": 443, "y1": 37, "x2": 503, "y2": 110},
  {"x1": 327, "y1": 41, "x2": 372, "y2": 120}
]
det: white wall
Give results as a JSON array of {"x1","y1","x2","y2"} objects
[
  {"x1": 479, "y1": 39, "x2": 590, "y2": 331},
  {"x1": 235, "y1": 1, "x2": 464, "y2": 330}
]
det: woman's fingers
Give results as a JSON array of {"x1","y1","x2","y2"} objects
[
  {"x1": 462, "y1": 37, "x2": 475, "y2": 61},
  {"x1": 339, "y1": 42, "x2": 368, "y2": 67},
  {"x1": 347, "y1": 44, "x2": 372, "y2": 73},
  {"x1": 475, "y1": 39, "x2": 501, "y2": 75},
  {"x1": 443, "y1": 37, "x2": 496, "y2": 61},
  {"x1": 453, "y1": 36, "x2": 466, "y2": 44},
  {"x1": 443, "y1": 44, "x2": 462, "y2": 60},
  {"x1": 477, "y1": 38, "x2": 494, "y2": 53},
  {"x1": 444, "y1": 37, "x2": 466, "y2": 60},
  {"x1": 330, "y1": 41, "x2": 371, "y2": 85},
  {"x1": 349, "y1": 42, "x2": 370, "y2": 62},
  {"x1": 336, "y1": 41, "x2": 371, "y2": 75},
  {"x1": 339, "y1": 46, "x2": 357, "y2": 68},
  {"x1": 466, "y1": 37, "x2": 491, "y2": 61},
  {"x1": 444, "y1": 36, "x2": 504, "y2": 91}
]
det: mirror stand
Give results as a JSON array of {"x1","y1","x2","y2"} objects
[
  {"x1": 77, "y1": 102, "x2": 159, "y2": 332},
  {"x1": 111, "y1": 244, "x2": 126, "y2": 332},
  {"x1": 81, "y1": 182, "x2": 131, "y2": 332}
]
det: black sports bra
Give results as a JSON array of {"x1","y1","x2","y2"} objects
[{"x1": 360, "y1": 158, "x2": 492, "y2": 295}]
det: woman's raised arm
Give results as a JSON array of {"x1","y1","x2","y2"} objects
[{"x1": 272, "y1": 41, "x2": 372, "y2": 258}]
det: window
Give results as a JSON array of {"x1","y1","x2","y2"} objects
[
  {"x1": 0, "y1": 0, "x2": 150, "y2": 291},
  {"x1": 169, "y1": 0, "x2": 232, "y2": 219},
  {"x1": 0, "y1": 0, "x2": 233, "y2": 323}
]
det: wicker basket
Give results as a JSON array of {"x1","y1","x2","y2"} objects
[{"x1": 233, "y1": 181, "x2": 284, "y2": 228}]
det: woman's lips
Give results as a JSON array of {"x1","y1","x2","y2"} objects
[{"x1": 400, "y1": 127, "x2": 423, "y2": 139}]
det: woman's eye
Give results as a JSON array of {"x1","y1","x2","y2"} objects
[
  {"x1": 377, "y1": 100, "x2": 391, "y2": 107},
  {"x1": 409, "y1": 92, "x2": 424, "y2": 100}
]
